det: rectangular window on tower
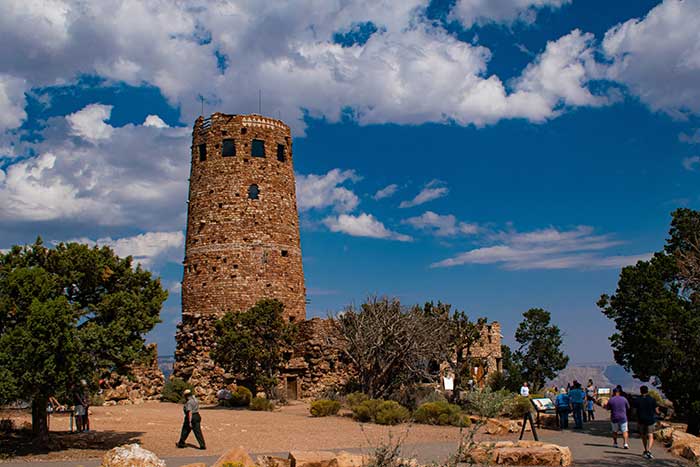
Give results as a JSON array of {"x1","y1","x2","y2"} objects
[
  {"x1": 222, "y1": 139, "x2": 235, "y2": 157},
  {"x1": 251, "y1": 139, "x2": 265, "y2": 157},
  {"x1": 277, "y1": 144, "x2": 286, "y2": 162},
  {"x1": 198, "y1": 143, "x2": 207, "y2": 161}
]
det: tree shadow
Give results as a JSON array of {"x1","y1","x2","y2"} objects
[
  {"x1": 0, "y1": 428, "x2": 143, "y2": 457},
  {"x1": 575, "y1": 456, "x2": 687, "y2": 467}
]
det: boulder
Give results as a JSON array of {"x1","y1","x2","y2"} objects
[
  {"x1": 669, "y1": 431, "x2": 700, "y2": 463},
  {"x1": 334, "y1": 451, "x2": 368, "y2": 467},
  {"x1": 100, "y1": 444, "x2": 165, "y2": 467},
  {"x1": 261, "y1": 456, "x2": 291, "y2": 467},
  {"x1": 655, "y1": 427, "x2": 676, "y2": 444},
  {"x1": 212, "y1": 447, "x2": 257, "y2": 467},
  {"x1": 465, "y1": 441, "x2": 572, "y2": 466},
  {"x1": 289, "y1": 451, "x2": 339, "y2": 467}
]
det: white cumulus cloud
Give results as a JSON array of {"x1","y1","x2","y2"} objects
[
  {"x1": 143, "y1": 114, "x2": 169, "y2": 128},
  {"x1": 296, "y1": 169, "x2": 361, "y2": 213},
  {"x1": 66, "y1": 103, "x2": 114, "y2": 142},
  {"x1": 450, "y1": 0, "x2": 571, "y2": 28},
  {"x1": 0, "y1": 74, "x2": 28, "y2": 132},
  {"x1": 68, "y1": 231, "x2": 185, "y2": 268},
  {"x1": 603, "y1": 0, "x2": 700, "y2": 118},
  {"x1": 323, "y1": 213, "x2": 412, "y2": 242}
]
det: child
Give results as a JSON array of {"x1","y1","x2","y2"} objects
[{"x1": 586, "y1": 396, "x2": 595, "y2": 421}]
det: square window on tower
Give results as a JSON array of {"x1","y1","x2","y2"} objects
[
  {"x1": 277, "y1": 144, "x2": 286, "y2": 162},
  {"x1": 251, "y1": 139, "x2": 265, "y2": 157},
  {"x1": 198, "y1": 143, "x2": 207, "y2": 161},
  {"x1": 222, "y1": 138, "x2": 235, "y2": 157}
]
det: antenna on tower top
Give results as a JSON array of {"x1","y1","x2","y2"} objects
[{"x1": 258, "y1": 89, "x2": 262, "y2": 114}]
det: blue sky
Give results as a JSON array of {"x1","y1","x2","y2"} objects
[{"x1": 1, "y1": 0, "x2": 699, "y2": 363}]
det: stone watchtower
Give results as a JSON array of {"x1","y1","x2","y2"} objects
[{"x1": 174, "y1": 113, "x2": 306, "y2": 398}]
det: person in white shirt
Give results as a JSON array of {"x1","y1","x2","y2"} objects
[{"x1": 520, "y1": 382, "x2": 530, "y2": 397}]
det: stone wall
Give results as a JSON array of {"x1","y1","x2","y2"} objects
[
  {"x1": 101, "y1": 344, "x2": 165, "y2": 405},
  {"x1": 175, "y1": 113, "x2": 306, "y2": 398},
  {"x1": 280, "y1": 318, "x2": 356, "y2": 400}
]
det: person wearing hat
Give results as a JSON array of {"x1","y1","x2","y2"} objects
[{"x1": 176, "y1": 389, "x2": 206, "y2": 450}]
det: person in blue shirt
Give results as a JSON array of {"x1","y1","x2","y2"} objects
[
  {"x1": 568, "y1": 381, "x2": 586, "y2": 429},
  {"x1": 555, "y1": 388, "x2": 571, "y2": 429}
]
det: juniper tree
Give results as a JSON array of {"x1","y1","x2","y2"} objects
[
  {"x1": 599, "y1": 208, "x2": 700, "y2": 434},
  {"x1": 0, "y1": 238, "x2": 166, "y2": 443}
]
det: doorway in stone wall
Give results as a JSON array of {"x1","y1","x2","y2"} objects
[{"x1": 286, "y1": 376, "x2": 298, "y2": 400}]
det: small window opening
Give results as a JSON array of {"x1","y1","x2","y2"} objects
[
  {"x1": 277, "y1": 144, "x2": 286, "y2": 162},
  {"x1": 251, "y1": 139, "x2": 265, "y2": 157},
  {"x1": 248, "y1": 184, "x2": 259, "y2": 199},
  {"x1": 289, "y1": 316, "x2": 296, "y2": 323},
  {"x1": 222, "y1": 138, "x2": 235, "y2": 157},
  {"x1": 241, "y1": 127, "x2": 247, "y2": 134},
  {"x1": 281, "y1": 250, "x2": 288, "y2": 257},
  {"x1": 212, "y1": 266, "x2": 217, "y2": 272},
  {"x1": 233, "y1": 264, "x2": 238, "y2": 269},
  {"x1": 218, "y1": 203, "x2": 223, "y2": 208},
  {"x1": 198, "y1": 143, "x2": 207, "y2": 161}
]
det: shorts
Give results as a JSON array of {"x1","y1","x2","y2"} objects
[
  {"x1": 639, "y1": 423, "x2": 656, "y2": 436},
  {"x1": 74, "y1": 405, "x2": 86, "y2": 416},
  {"x1": 611, "y1": 421, "x2": 628, "y2": 433}
]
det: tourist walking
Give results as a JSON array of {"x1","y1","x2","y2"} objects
[
  {"x1": 520, "y1": 382, "x2": 530, "y2": 397},
  {"x1": 606, "y1": 387, "x2": 630, "y2": 449},
  {"x1": 176, "y1": 389, "x2": 206, "y2": 450},
  {"x1": 569, "y1": 382, "x2": 586, "y2": 429},
  {"x1": 555, "y1": 388, "x2": 571, "y2": 429},
  {"x1": 635, "y1": 385, "x2": 659, "y2": 459}
]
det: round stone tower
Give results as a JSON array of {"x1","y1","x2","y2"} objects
[{"x1": 174, "y1": 113, "x2": 306, "y2": 398}]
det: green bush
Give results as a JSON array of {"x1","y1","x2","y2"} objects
[
  {"x1": 374, "y1": 401, "x2": 410, "y2": 425},
  {"x1": 501, "y1": 395, "x2": 532, "y2": 419},
  {"x1": 352, "y1": 399, "x2": 382, "y2": 422},
  {"x1": 352, "y1": 399, "x2": 409, "y2": 425},
  {"x1": 161, "y1": 377, "x2": 194, "y2": 403},
  {"x1": 310, "y1": 399, "x2": 342, "y2": 417},
  {"x1": 250, "y1": 396, "x2": 275, "y2": 411},
  {"x1": 230, "y1": 386, "x2": 253, "y2": 407},
  {"x1": 346, "y1": 392, "x2": 369, "y2": 409},
  {"x1": 413, "y1": 401, "x2": 469, "y2": 427}
]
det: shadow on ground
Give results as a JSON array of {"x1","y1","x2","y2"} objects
[
  {"x1": 576, "y1": 456, "x2": 687, "y2": 467},
  {"x1": 0, "y1": 429, "x2": 143, "y2": 457}
]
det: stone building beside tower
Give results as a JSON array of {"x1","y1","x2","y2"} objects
[{"x1": 174, "y1": 113, "x2": 306, "y2": 398}]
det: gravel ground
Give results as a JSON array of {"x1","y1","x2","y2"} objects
[{"x1": 0, "y1": 401, "x2": 474, "y2": 463}]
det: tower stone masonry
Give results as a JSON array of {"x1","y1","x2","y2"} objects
[{"x1": 174, "y1": 113, "x2": 306, "y2": 398}]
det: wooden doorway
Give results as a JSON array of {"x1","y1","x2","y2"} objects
[{"x1": 286, "y1": 376, "x2": 298, "y2": 400}]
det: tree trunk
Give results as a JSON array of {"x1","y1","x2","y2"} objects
[
  {"x1": 32, "y1": 395, "x2": 49, "y2": 445},
  {"x1": 687, "y1": 409, "x2": 700, "y2": 436}
]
